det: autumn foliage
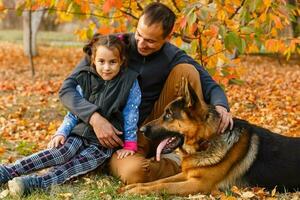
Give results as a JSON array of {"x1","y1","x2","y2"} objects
[{"x1": 0, "y1": 0, "x2": 299, "y2": 84}]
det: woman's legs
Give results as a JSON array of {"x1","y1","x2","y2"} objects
[
  {"x1": 109, "y1": 63, "x2": 204, "y2": 184},
  {"x1": 0, "y1": 136, "x2": 83, "y2": 184}
]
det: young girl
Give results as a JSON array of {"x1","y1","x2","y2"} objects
[{"x1": 0, "y1": 34, "x2": 141, "y2": 196}]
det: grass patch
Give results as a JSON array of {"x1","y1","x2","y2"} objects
[
  {"x1": 16, "y1": 141, "x2": 38, "y2": 156},
  {"x1": 0, "y1": 29, "x2": 83, "y2": 47},
  {"x1": 0, "y1": 174, "x2": 177, "y2": 200}
]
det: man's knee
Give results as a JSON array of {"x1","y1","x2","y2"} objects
[
  {"x1": 168, "y1": 63, "x2": 204, "y2": 101},
  {"x1": 108, "y1": 153, "x2": 149, "y2": 184},
  {"x1": 169, "y1": 63, "x2": 199, "y2": 81}
]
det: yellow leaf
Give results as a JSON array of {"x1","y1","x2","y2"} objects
[
  {"x1": 271, "y1": 27, "x2": 278, "y2": 37},
  {"x1": 93, "y1": 0, "x2": 100, "y2": 4},
  {"x1": 217, "y1": 9, "x2": 226, "y2": 21},
  {"x1": 214, "y1": 39, "x2": 223, "y2": 52},
  {"x1": 271, "y1": 186, "x2": 277, "y2": 196},
  {"x1": 231, "y1": 0, "x2": 241, "y2": 6},
  {"x1": 259, "y1": 13, "x2": 266, "y2": 23},
  {"x1": 248, "y1": 44, "x2": 259, "y2": 53},
  {"x1": 171, "y1": 37, "x2": 183, "y2": 48},
  {"x1": 220, "y1": 194, "x2": 237, "y2": 200},
  {"x1": 59, "y1": 193, "x2": 73, "y2": 200},
  {"x1": 263, "y1": 0, "x2": 272, "y2": 7}
]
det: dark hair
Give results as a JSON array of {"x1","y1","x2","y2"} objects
[
  {"x1": 83, "y1": 33, "x2": 127, "y2": 68},
  {"x1": 142, "y1": 3, "x2": 176, "y2": 38}
]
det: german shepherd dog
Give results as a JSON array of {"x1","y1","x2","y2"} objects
[{"x1": 120, "y1": 80, "x2": 300, "y2": 196}]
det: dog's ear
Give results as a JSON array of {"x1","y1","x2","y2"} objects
[
  {"x1": 181, "y1": 77, "x2": 209, "y2": 119},
  {"x1": 181, "y1": 77, "x2": 198, "y2": 108}
]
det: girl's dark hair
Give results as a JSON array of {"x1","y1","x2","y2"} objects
[{"x1": 83, "y1": 33, "x2": 128, "y2": 67}]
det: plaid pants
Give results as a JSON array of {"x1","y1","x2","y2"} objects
[{"x1": 4, "y1": 136, "x2": 113, "y2": 188}]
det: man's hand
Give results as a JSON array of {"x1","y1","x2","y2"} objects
[
  {"x1": 215, "y1": 105, "x2": 234, "y2": 134},
  {"x1": 48, "y1": 135, "x2": 65, "y2": 148},
  {"x1": 89, "y1": 112, "x2": 123, "y2": 148}
]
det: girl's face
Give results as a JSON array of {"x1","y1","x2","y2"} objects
[{"x1": 94, "y1": 45, "x2": 123, "y2": 80}]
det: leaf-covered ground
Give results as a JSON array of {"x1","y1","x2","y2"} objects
[{"x1": 0, "y1": 42, "x2": 299, "y2": 199}]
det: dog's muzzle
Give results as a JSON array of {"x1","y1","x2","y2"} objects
[{"x1": 140, "y1": 125, "x2": 184, "y2": 161}]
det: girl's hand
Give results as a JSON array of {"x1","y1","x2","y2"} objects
[
  {"x1": 48, "y1": 135, "x2": 66, "y2": 148},
  {"x1": 116, "y1": 149, "x2": 135, "y2": 159}
]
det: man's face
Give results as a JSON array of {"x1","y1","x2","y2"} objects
[{"x1": 135, "y1": 15, "x2": 170, "y2": 56}]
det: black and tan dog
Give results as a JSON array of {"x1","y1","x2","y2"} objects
[{"x1": 120, "y1": 80, "x2": 300, "y2": 196}]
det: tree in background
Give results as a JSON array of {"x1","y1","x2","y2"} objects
[{"x1": 0, "y1": 0, "x2": 299, "y2": 84}]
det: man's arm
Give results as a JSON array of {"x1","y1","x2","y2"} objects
[{"x1": 59, "y1": 57, "x2": 99, "y2": 124}]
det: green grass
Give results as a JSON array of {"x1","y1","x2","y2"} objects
[
  {"x1": 0, "y1": 174, "x2": 178, "y2": 200},
  {"x1": 0, "y1": 29, "x2": 83, "y2": 47}
]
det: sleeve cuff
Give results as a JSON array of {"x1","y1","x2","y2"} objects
[{"x1": 123, "y1": 141, "x2": 137, "y2": 152}]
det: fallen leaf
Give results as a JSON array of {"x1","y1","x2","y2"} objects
[
  {"x1": 241, "y1": 191, "x2": 255, "y2": 198},
  {"x1": 0, "y1": 147, "x2": 5, "y2": 156},
  {"x1": 271, "y1": 186, "x2": 277, "y2": 197},
  {"x1": 59, "y1": 192, "x2": 73, "y2": 200},
  {"x1": 0, "y1": 190, "x2": 9, "y2": 199}
]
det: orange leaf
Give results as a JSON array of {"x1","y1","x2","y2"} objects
[
  {"x1": 179, "y1": 16, "x2": 187, "y2": 29},
  {"x1": 74, "y1": 0, "x2": 81, "y2": 4},
  {"x1": 103, "y1": 0, "x2": 113, "y2": 13},
  {"x1": 272, "y1": 15, "x2": 283, "y2": 29},
  {"x1": 98, "y1": 26, "x2": 111, "y2": 35},
  {"x1": 210, "y1": 25, "x2": 219, "y2": 38},
  {"x1": 93, "y1": 0, "x2": 100, "y2": 4},
  {"x1": 0, "y1": 147, "x2": 6, "y2": 155},
  {"x1": 81, "y1": 2, "x2": 90, "y2": 13},
  {"x1": 114, "y1": 0, "x2": 123, "y2": 8}
]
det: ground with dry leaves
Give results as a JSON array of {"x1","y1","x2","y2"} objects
[{"x1": 0, "y1": 42, "x2": 299, "y2": 199}]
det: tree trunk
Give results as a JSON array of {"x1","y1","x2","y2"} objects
[{"x1": 23, "y1": 9, "x2": 44, "y2": 56}]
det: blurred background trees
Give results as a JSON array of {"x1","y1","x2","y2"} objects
[{"x1": 0, "y1": 0, "x2": 299, "y2": 82}]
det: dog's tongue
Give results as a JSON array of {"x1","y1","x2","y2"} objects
[{"x1": 156, "y1": 138, "x2": 169, "y2": 161}]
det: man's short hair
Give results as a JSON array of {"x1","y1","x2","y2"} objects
[{"x1": 142, "y1": 3, "x2": 176, "y2": 38}]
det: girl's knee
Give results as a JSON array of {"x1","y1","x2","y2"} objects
[{"x1": 56, "y1": 138, "x2": 82, "y2": 160}]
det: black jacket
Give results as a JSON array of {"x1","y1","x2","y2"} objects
[
  {"x1": 59, "y1": 33, "x2": 229, "y2": 125},
  {"x1": 67, "y1": 65, "x2": 138, "y2": 144}
]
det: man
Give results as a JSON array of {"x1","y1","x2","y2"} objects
[{"x1": 59, "y1": 3, "x2": 233, "y2": 184}]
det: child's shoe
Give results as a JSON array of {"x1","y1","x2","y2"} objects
[
  {"x1": 8, "y1": 175, "x2": 42, "y2": 197},
  {"x1": 0, "y1": 165, "x2": 14, "y2": 185}
]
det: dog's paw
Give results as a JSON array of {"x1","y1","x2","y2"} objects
[
  {"x1": 123, "y1": 187, "x2": 145, "y2": 195},
  {"x1": 118, "y1": 183, "x2": 140, "y2": 194},
  {"x1": 117, "y1": 187, "x2": 125, "y2": 194}
]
